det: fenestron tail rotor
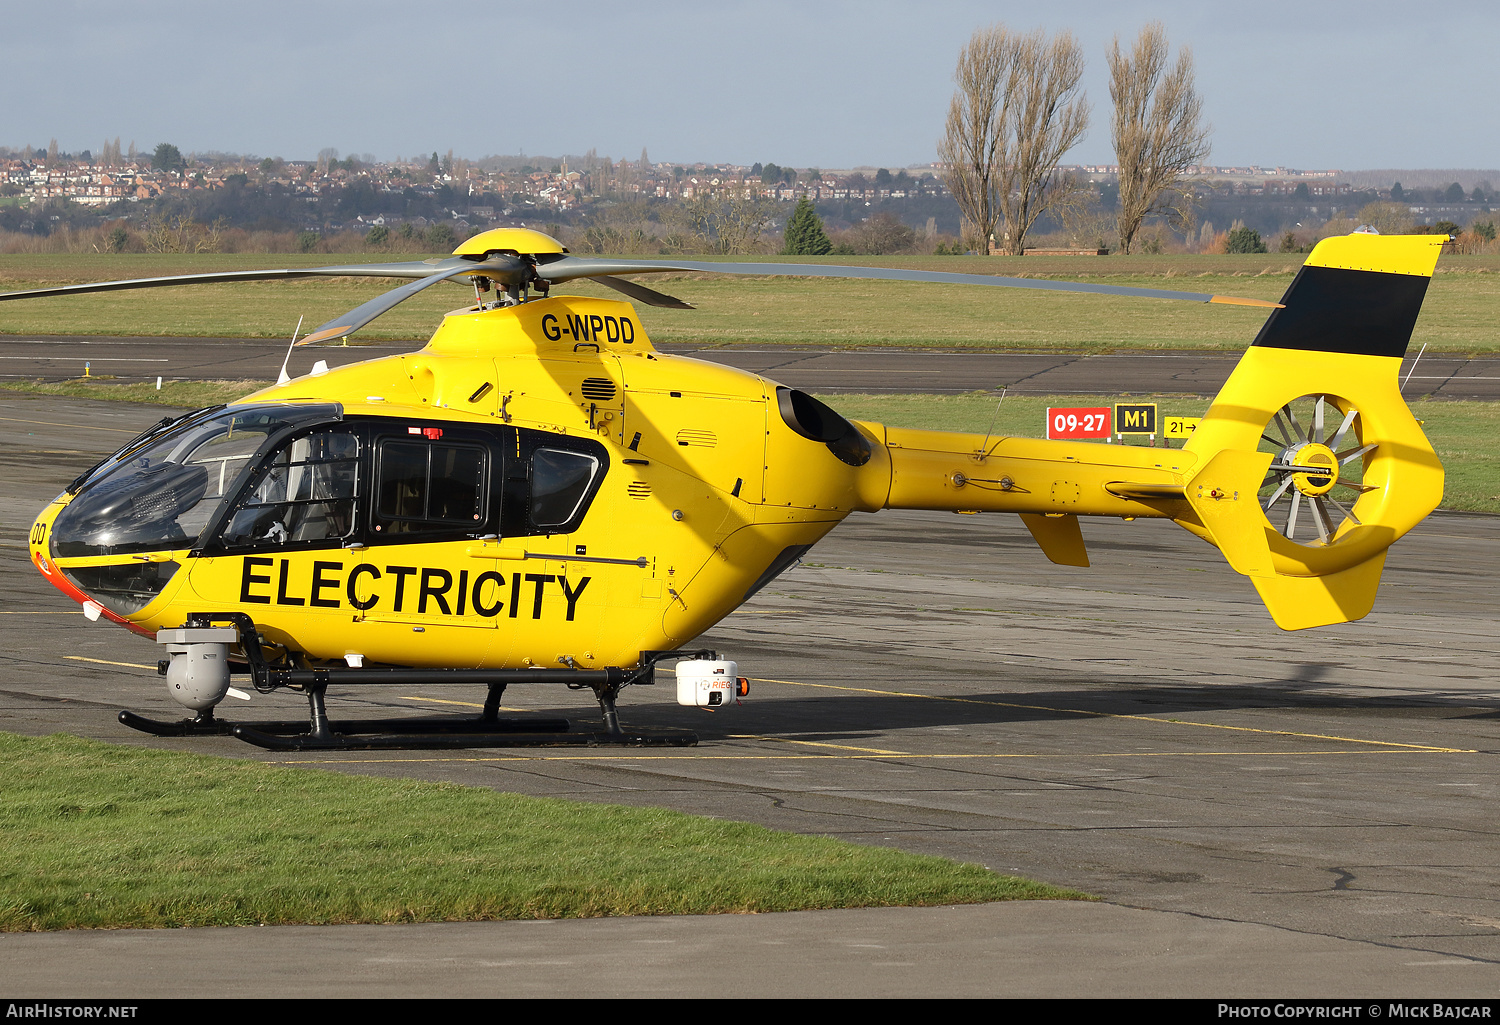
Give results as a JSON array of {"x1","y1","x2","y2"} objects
[{"x1": 1257, "y1": 394, "x2": 1379, "y2": 546}]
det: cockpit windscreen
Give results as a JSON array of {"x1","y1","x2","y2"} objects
[{"x1": 51, "y1": 404, "x2": 340, "y2": 558}]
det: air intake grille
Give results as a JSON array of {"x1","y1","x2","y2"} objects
[
  {"x1": 581, "y1": 378, "x2": 617, "y2": 401},
  {"x1": 627, "y1": 482, "x2": 652, "y2": 500},
  {"x1": 676, "y1": 429, "x2": 717, "y2": 448}
]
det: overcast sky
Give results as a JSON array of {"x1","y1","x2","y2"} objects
[{"x1": 5, "y1": 0, "x2": 1496, "y2": 170}]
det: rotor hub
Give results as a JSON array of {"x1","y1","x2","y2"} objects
[{"x1": 1283, "y1": 441, "x2": 1339, "y2": 496}]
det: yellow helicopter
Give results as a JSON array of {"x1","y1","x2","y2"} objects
[{"x1": 7, "y1": 227, "x2": 1446, "y2": 750}]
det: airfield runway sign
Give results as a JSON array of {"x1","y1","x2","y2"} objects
[
  {"x1": 1163, "y1": 416, "x2": 1201, "y2": 440},
  {"x1": 1114, "y1": 402, "x2": 1158, "y2": 437},
  {"x1": 1046, "y1": 406, "x2": 1112, "y2": 440}
]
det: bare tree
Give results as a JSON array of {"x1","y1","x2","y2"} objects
[
  {"x1": 837, "y1": 213, "x2": 918, "y2": 256},
  {"x1": 678, "y1": 194, "x2": 776, "y2": 254},
  {"x1": 1109, "y1": 23, "x2": 1210, "y2": 254},
  {"x1": 939, "y1": 25, "x2": 1090, "y2": 256},
  {"x1": 938, "y1": 28, "x2": 1012, "y2": 252}
]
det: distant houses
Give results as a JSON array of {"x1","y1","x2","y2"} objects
[{"x1": 1, "y1": 154, "x2": 959, "y2": 216}]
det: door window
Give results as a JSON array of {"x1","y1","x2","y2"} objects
[
  {"x1": 220, "y1": 430, "x2": 360, "y2": 547},
  {"x1": 374, "y1": 439, "x2": 487, "y2": 535}
]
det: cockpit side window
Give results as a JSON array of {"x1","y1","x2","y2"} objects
[
  {"x1": 530, "y1": 449, "x2": 601, "y2": 530},
  {"x1": 219, "y1": 428, "x2": 360, "y2": 548}
]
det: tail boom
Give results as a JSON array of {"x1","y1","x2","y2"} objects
[{"x1": 855, "y1": 232, "x2": 1447, "y2": 632}]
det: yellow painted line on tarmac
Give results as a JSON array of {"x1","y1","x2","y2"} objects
[
  {"x1": 64, "y1": 657, "x2": 156, "y2": 672},
  {"x1": 0, "y1": 415, "x2": 137, "y2": 433},
  {"x1": 727, "y1": 733, "x2": 910, "y2": 755},
  {"x1": 273, "y1": 748, "x2": 1455, "y2": 766},
  {"x1": 400, "y1": 695, "x2": 530, "y2": 712},
  {"x1": 269, "y1": 675, "x2": 1475, "y2": 765},
  {"x1": 401, "y1": 695, "x2": 485, "y2": 709},
  {"x1": 751, "y1": 677, "x2": 1472, "y2": 754}
]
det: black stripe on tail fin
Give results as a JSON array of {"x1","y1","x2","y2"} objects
[
  {"x1": 1250, "y1": 233, "x2": 1447, "y2": 359},
  {"x1": 1251, "y1": 266, "x2": 1429, "y2": 358}
]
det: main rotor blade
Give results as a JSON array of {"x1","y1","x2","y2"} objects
[
  {"x1": 296, "y1": 255, "x2": 525, "y2": 345},
  {"x1": 587, "y1": 275, "x2": 695, "y2": 309},
  {"x1": 533, "y1": 256, "x2": 1283, "y2": 308},
  {"x1": 0, "y1": 259, "x2": 483, "y2": 303},
  {"x1": 0, "y1": 248, "x2": 1278, "y2": 348}
]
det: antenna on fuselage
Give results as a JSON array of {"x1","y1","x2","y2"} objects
[
  {"x1": 276, "y1": 316, "x2": 304, "y2": 386},
  {"x1": 979, "y1": 386, "x2": 1008, "y2": 459},
  {"x1": 1400, "y1": 340, "x2": 1429, "y2": 395}
]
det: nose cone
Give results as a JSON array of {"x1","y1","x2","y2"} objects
[
  {"x1": 29, "y1": 501, "x2": 63, "y2": 587},
  {"x1": 31, "y1": 496, "x2": 178, "y2": 632},
  {"x1": 30, "y1": 497, "x2": 97, "y2": 610}
]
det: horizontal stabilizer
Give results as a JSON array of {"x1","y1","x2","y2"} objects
[{"x1": 1019, "y1": 513, "x2": 1089, "y2": 567}]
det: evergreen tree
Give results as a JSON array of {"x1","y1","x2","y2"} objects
[
  {"x1": 1225, "y1": 225, "x2": 1267, "y2": 254},
  {"x1": 151, "y1": 142, "x2": 184, "y2": 174},
  {"x1": 782, "y1": 195, "x2": 832, "y2": 255}
]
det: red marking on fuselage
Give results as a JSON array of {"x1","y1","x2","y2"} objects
[{"x1": 34, "y1": 553, "x2": 154, "y2": 638}]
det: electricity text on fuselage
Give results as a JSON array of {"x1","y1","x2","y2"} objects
[{"x1": 239, "y1": 557, "x2": 591, "y2": 620}]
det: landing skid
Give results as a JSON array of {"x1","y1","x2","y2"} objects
[
  {"x1": 119, "y1": 707, "x2": 697, "y2": 750},
  {"x1": 131, "y1": 616, "x2": 709, "y2": 751},
  {"x1": 230, "y1": 724, "x2": 697, "y2": 751}
]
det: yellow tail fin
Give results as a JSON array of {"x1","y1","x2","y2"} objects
[{"x1": 1181, "y1": 232, "x2": 1446, "y2": 629}]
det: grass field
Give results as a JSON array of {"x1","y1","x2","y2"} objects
[
  {"x1": 0, "y1": 732, "x2": 1077, "y2": 931},
  {"x1": 1, "y1": 252, "x2": 1496, "y2": 352}
]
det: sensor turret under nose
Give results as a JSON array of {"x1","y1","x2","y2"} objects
[{"x1": 157, "y1": 626, "x2": 239, "y2": 710}]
